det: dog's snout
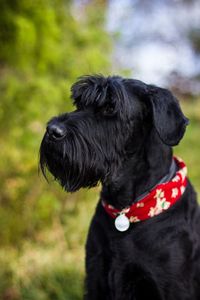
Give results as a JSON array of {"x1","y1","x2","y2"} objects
[{"x1": 46, "y1": 122, "x2": 67, "y2": 140}]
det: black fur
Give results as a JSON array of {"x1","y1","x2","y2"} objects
[{"x1": 40, "y1": 75, "x2": 200, "y2": 299}]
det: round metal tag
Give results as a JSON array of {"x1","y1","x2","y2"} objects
[{"x1": 115, "y1": 214, "x2": 130, "y2": 232}]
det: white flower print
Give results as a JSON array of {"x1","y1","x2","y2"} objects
[
  {"x1": 179, "y1": 167, "x2": 187, "y2": 181},
  {"x1": 176, "y1": 157, "x2": 183, "y2": 163},
  {"x1": 171, "y1": 188, "x2": 179, "y2": 198},
  {"x1": 180, "y1": 186, "x2": 185, "y2": 194},
  {"x1": 154, "y1": 189, "x2": 165, "y2": 201},
  {"x1": 121, "y1": 207, "x2": 130, "y2": 214},
  {"x1": 130, "y1": 216, "x2": 140, "y2": 223},
  {"x1": 108, "y1": 204, "x2": 114, "y2": 209},
  {"x1": 172, "y1": 175, "x2": 180, "y2": 182},
  {"x1": 148, "y1": 198, "x2": 171, "y2": 217},
  {"x1": 136, "y1": 202, "x2": 144, "y2": 208}
]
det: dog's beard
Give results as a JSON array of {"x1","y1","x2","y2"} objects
[{"x1": 40, "y1": 131, "x2": 107, "y2": 192}]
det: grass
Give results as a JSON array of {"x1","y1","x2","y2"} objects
[
  {"x1": 0, "y1": 98, "x2": 200, "y2": 300},
  {"x1": 175, "y1": 98, "x2": 200, "y2": 196},
  {"x1": 0, "y1": 188, "x2": 98, "y2": 300}
]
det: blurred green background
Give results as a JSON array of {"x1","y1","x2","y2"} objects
[{"x1": 0, "y1": 0, "x2": 199, "y2": 299}]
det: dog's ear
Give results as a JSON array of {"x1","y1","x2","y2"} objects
[{"x1": 147, "y1": 85, "x2": 189, "y2": 146}]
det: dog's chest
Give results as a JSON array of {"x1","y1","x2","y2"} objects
[
  {"x1": 107, "y1": 254, "x2": 129, "y2": 299},
  {"x1": 106, "y1": 237, "x2": 148, "y2": 297}
]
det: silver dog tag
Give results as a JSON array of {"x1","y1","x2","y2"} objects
[{"x1": 115, "y1": 214, "x2": 130, "y2": 232}]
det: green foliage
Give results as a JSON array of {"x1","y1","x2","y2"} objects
[
  {"x1": 175, "y1": 99, "x2": 200, "y2": 196},
  {"x1": 0, "y1": 1, "x2": 109, "y2": 298},
  {"x1": 0, "y1": 0, "x2": 110, "y2": 247},
  {"x1": 189, "y1": 28, "x2": 200, "y2": 54},
  {"x1": 0, "y1": 0, "x2": 110, "y2": 74},
  {"x1": 0, "y1": 244, "x2": 84, "y2": 300},
  {"x1": 20, "y1": 268, "x2": 83, "y2": 300}
]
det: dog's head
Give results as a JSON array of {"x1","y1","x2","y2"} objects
[{"x1": 40, "y1": 75, "x2": 188, "y2": 192}]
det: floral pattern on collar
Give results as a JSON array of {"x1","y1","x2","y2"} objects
[{"x1": 102, "y1": 157, "x2": 187, "y2": 223}]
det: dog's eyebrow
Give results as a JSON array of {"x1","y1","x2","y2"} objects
[
  {"x1": 71, "y1": 78, "x2": 108, "y2": 107},
  {"x1": 71, "y1": 75, "x2": 130, "y2": 114}
]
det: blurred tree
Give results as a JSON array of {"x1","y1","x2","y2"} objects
[
  {"x1": 0, "y1": 0, "x2": 111, "y2": 246},
  {"x1": 189, "y1": 28, "x2": 200, "y2": 55}
]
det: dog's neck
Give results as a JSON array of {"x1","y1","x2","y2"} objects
[{"x1": 101, "y1": 130, "x2": 173, "y2": 210}]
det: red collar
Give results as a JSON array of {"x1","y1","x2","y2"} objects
[{"x1": 102, "y1": 157, "x2": 188, "y2": 231}]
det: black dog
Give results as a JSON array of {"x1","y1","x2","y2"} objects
[{"x1": 40, "y1": 75, "x2": 200, "y2": 300}]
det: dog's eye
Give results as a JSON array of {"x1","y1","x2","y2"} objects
[{"x1": 101, "y1": 104, "x2": 115, "y2": 116}]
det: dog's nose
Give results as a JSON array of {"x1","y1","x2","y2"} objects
[{"x1": 46, "y1": 123, "x2": 67, "y2": 140}]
